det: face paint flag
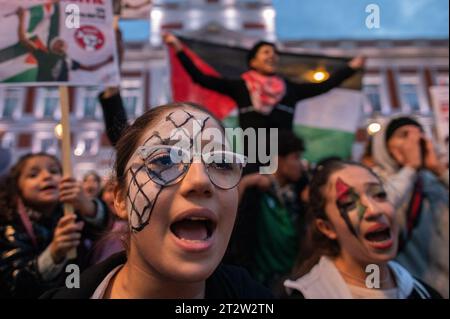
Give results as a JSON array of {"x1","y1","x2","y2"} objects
[
  {"x1": 0, "y1": 0, "x2": 120, "y2": 86},
  {"x1": 168, "y1": 36, "x2": 363, "y2": 163}
]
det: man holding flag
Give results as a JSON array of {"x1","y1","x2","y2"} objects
[{"x1": 164, "y1": 33, "x2": 365, "y2": 172}]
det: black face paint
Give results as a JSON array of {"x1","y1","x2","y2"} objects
[
  {"x1": 126, "y1": 110, "x2": 210, "y2": 233},
  {"x1": 335, "y1": 177, "x2": 367, "y2": 237}
]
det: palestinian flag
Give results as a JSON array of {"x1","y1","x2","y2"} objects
[
  {"x1": 0, "y1": 2, "x2": 59, "y2": 83},
  {"x1": 168, "y1": 37, "x2": 363, "y2": 162}
]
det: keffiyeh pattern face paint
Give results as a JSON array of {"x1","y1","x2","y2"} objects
[{"x1": 126, "y1": 109, "x2": 211, "y2": 232}]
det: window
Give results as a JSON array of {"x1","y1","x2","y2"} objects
[
  {"x1": 362, "y1": 73, "x2": 389, "y2": 115},
  {"x1": 364, "y1": 84, "x2": 382, "y2": 113},
  {"x1": 75, "y1": 87, "x2": 101, "y2": 120},
  {"x1": 74, "y1": 132, "x2": 99, "y2": 157},
  {"x1": 35, "y1": 87, "x2": 61, "y2": 119},
  {"x1": 0, "y1": 87, "x2": 25, "y2": 119},
  {"x1": 399, "y1": 83, "x2": 420, "y2": 112},
  {"x1": 398, "y1": 73, "x2": 429, "y2": 114},
  {"x1": 0, "y1": 132, "x2": 15, "y2": 149},
  {"x1": 121, "y1": 79, "x2": 143, "y2": 119}
]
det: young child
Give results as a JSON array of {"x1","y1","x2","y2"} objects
[{"x1": 0, "y1": 153, "x2": 108, "y2": 298}]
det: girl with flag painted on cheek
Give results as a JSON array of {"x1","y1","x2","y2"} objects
[{"x1": 284, "y1": 161, "x2": 442, "y2": 299}]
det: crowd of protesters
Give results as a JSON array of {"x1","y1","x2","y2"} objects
[{"x1": 0, "y1": 33, "x2": 448, "y2": 299}]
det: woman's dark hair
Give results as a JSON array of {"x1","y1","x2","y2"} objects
[
  {"x1": 291, "y1": 160, "x2": 381, "y2": 279},
  {"x1": 114, "y1": 102, "x2": 224, "y2": 196},
  {"x1": 0, "y1": 153, "x2": 61, "y2": 223}
]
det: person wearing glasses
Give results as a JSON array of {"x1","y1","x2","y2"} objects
[{"x1": 42, "y1": 102, "x2": 272, "y2": 299}]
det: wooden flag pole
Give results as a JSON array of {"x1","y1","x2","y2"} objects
[{"x1": 59, "y1": 86, "x2": 76, "y2": 260}]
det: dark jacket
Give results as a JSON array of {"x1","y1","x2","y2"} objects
[
  {"x1": 0, "y1": 202, "x2": 108, "y2": 298},
  {"x1": 41, "y1": 251, "x2": 273, "y2": 299},
  {"x1": 98, "y1": 92, "x2": 129, "y2": 147},
  {"x1": 177, "y1": 50, "x2": 357, "y2": 132}
]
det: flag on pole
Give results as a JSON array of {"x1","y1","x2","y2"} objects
[{"x1": 168, "y1": 37, "x2": 363, "y2": 162}]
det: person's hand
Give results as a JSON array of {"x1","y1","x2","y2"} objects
[
  {"x1": 348, "y1": 55, "x2": 366, "y2": 70},
  {"x1": 102, "y1": 87, "x2": 120, "y2": 99},
  {"x1": 423, "y1": 138, "x2": 446, "y2": 176},
  {"x1": 389, "y1": 130, "x2": 423, "y2": 170},
  {"x1": 59, "y1": 177, "x2": 95, "y2": 217},
  {"x1": 49, "y1": 214, "x2": 84, "y2": 263},
  {"x1": 16, "y1": 7, "x2": 25, "y2": 18},
  {"x1": 162, "y1": 32, "x2": 183, "y2": 52}
]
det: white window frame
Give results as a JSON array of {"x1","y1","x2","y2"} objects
[
  {"x1": 34, "y1": 87, "x2": 61, "y2": 120},
  {"x1": 397, "y1": 71, "x2": 430, "y2": 114},
  {"x1": 362, "y1": 72, "x2": 390, "y2": 115},
  {"x1": 74, "y1": 87, "x2": 102, "y2": 120},
  {"x1": 121, "y1": 78, "x2": 144, "y2": 119},
  {"x1": 0, "y1": 87, "x2": 26, "y2": 120}
]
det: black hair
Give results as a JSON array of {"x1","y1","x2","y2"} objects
[
  {"x1": 246, "y1": 41, "x2": 277, "y2": 68},
  {"x1": 278, "y1": 130, "x2": 305, "y2": 157}
]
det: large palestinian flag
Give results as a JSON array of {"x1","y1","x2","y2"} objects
[
  {"x1": 0, "y1": 2, "x2": 59, "y2": 83},
  {"x1": 168, "y1": 37, "x2": 363, "y2": 163}
]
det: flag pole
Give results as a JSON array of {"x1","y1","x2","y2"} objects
[{"x1": 59, "y1": 85, "x2": 76, "y2": 260}]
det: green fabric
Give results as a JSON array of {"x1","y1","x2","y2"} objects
[
  {"x1": 3, "y1": 68, "x2": 37, "y2": 82},
  {"x1": 28, "y1": 5, "x2": 45, "y2": 33},
  {"x1": 252, "y1": 193, "x2": 299, "y2": 285},
  {"x1": 294, "y1": 124, "x2": 355, "y2": 163}
]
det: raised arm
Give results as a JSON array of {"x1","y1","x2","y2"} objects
[
  {"x1": 17, "y1": 7, "x2": 38, "y2": 51},
  {"x1": 287, "y1": 56, "x2": 365, "y2": 102},
  {"x1": 163, "y1": 33, "x2": 239, "y2": 98},
  {"x1": 98, "y1": 87, "x2": 129, "y2": 147}
]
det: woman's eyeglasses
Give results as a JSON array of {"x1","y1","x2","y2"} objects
[{"x1": 135, "y1": 145, "x2": 247, "y2": 190}]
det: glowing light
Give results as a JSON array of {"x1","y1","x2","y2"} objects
[
  {"x1": 54, "y1": 124, "x2": 63, "y2": 139},
  {"x1": 313, "y1": 71, "x2": 327, "y2": 82},
  {"x1": 367, "y1": 122, "x2": 382, "y2": 135},
  {"x1": 74, "y1": 145, "x2": 84, "y2": 156},
  {"x1": 151, "y1": 9, "x2": 163, "y2": 20},
  {"x1": 262, "y1": 8, "x2": 275, "y2": 20}
]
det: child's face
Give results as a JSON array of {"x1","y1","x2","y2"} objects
[
  {"x1": 18, "y1": 156, "x2": 62, "y2": 208},
  {"x1": 323, "y1": 165, "x2": 398, "y2": 265},
  {"x1": 116, "y1": 108, "x2": 239, "y2": 282},
  {"x1": 83, "y1": 174, "x2": 101, "y2": 199}
]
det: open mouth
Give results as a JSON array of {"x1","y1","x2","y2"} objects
[
  {"x1": 40, "y1": 185, "x2": 57, "y2": 192},
  {"x1": 364, "y1": 224, "x2": 393, "y2": 249},
  {"x1": 170, "y1": 217, "x2": 215, "y2": 242}
]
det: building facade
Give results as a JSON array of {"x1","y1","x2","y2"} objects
[{"x1": 0, "y1": 0, "x2": 448, "y2": 178}]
